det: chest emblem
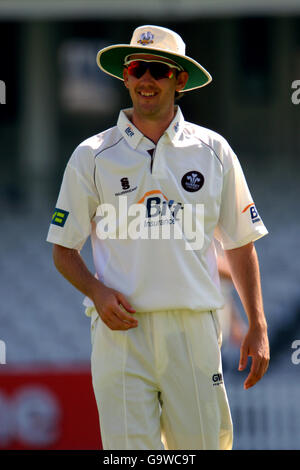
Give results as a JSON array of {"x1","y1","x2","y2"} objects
[{"x1": 181, "y1": 171, "x2": 205, "y2": 192}]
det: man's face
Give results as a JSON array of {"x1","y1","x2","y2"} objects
[{"x1": 123, "y1": 54, "x2": 188, "y2": 120}]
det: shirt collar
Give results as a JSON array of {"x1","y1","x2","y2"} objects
[
  {"x1": 164, "y1": 106, "x2": 185, "y2": 144},
  {"x1": 117, "y1": 108, "x2": 144, "y2": 149},
  {"x1": 117, "y1": 106, "x2": 185, "y2": 149}
]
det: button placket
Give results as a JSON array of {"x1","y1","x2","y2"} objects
[{"x1": 151, "y1": 137, "x2": 168, "y2": 179}]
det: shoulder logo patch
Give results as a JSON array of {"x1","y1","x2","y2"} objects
[
  {"x1": 51, "y1": 208, "x2": 69, "y2": 227},
  {"x1": 242, "y1": 203, "x2": 260, "y2": 223}
]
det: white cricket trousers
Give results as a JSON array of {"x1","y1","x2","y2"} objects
[{"x1": 89, "y1": 308, "x2": 233, "y2": 450}]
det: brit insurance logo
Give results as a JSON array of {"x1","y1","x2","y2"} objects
[
  {"x1": 125, "y1": 125, "x2": 135, "y2": 138},
  {"x1": 173, "y1": 122, "x2": 179, "y2": 133},
  {"x1": 138, "y1": 190, "x2": 183, "y2": 224},
  {"x1": 242, "y1": 203, "x2": 260, "y2": 224},
  {"x1": 181, "y1": 171, "x2": 205, "y2": 193},
  {"x1": 137, "y1": 32, "x2": 154, "y2": 46},
  {"x1": 95, "y1": 191, "x2": 205, "y2": 250}
]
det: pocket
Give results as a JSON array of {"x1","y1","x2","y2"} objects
[{"x1": 210, "y1": 310, "x2": 223, "y2": 348}]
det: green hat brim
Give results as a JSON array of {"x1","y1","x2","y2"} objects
[{"x1": 96, "y1": 45, "x2": 212, "y2": 92}]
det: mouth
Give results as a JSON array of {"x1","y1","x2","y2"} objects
[{"x1": 138, "y1": 91, "x2": 158, "y2": 98}]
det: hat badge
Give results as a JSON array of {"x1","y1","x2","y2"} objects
[{"x1": 137, "y1": 31, "x2": 154, "y2": 46}]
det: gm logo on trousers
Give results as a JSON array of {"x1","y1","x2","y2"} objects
[
  {"x1": 212, "y1": 373, "x2": 223, "y2": 386},
  {"x1": 0, "y1": 81, "x2": 6, "y2": 104}
]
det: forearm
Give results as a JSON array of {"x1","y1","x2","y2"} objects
[
  {"x1": 224, "y1": 242, "x2": 267, "y2": 330},
  {"x1": 52, "y1": 244, "x2": 102, "y2": 300}
]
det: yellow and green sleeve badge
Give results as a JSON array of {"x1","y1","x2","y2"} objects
[{"x1": 51, "y1": 208, "x2": 69, "y2": 227}]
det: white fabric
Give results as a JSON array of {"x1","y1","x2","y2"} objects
[
  {"x1": 130, "y1": 25, "x2": 186, "y2": 55},
  {"x1": 89, "y1": 307, "x2": 233, "y2": 450},
  {"x1": 46, "y1": 106, "x2": 268, "y2": 313}
]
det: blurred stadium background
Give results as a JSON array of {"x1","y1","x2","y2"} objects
[{"x1": 1, "y1": 0, "x2": 300, "y2": 450}]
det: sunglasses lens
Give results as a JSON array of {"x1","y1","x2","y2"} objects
[
  {"x1": 127, "y1": 61, "x2": 147, "y2": 78},
  {"x1": 127, "y1": 61, "x2": 175, "y2": 80},
  {"x1": 149, "y1": 63, "x2": 173, "y2": 80}
]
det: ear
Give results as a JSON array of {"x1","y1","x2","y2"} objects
[
  {"x1": 175, "y1": 71, "x2": 189, "y2": 92},
  {"x1": 123, "y1": 68, "x2": 129, "y2": 89}
]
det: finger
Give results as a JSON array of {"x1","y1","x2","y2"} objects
[
  {"x1": 238, "y1": 343, "x2": 248, "y2": 371},
  {"x1": 117, "y1": 293, "x2": 136, "y2": 314},
  {"x1": 263, "y1": 357, "x2": 270, "y2": 375},
  {"x1": 244, "y1": 355, "x2": 262, "y2": 389},
  {"x1": 245, "y1": 351, "x2": 270, "y2": 389},
  {"x1": 113, "y1": 304, "x2": 138, "y2": 326},
  {"x1": 108, "y1": 316, "x2": 133, "y2": 331},
  {"x1": 259, "y1": 357, "x2": 269, "y2": 381},
  {"x1": 113, "y1": 297, "x2": 138, "y2": 325},
  {"x1": 111, "y1": 314, "x2": 136, "y2": 330},
  {"x1": 244, "y1": 373, "x2": 260, "y2": 390},
  {"x1": 101, "y1": 311, "x2": 134, "y2": 331}
]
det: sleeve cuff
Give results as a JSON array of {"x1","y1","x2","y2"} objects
[
  {"x1": 46, "y1": 234, "x2": 85, "y2": 251},
  {"x1": 222, "y1": 227, "x2": 268, "y2": 250}
]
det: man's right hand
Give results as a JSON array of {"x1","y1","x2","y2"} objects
[
  {"x1": 52, "y1": 245, "x2": 138, "y2": 332},
  {"x1": 92, "y1": 283, "x2": 138, "y2": 331}
]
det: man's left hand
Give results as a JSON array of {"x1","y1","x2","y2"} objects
[{"x1": 238, "y1": 324, "x2": 270, "y2": 389}]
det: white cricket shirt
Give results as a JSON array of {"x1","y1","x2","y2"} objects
[{"x1": 46, "y1": 106, "x2": 268, "y2": 313}]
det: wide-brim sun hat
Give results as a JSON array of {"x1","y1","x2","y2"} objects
[{"x1": 96, "y1": 25, "x2": 212, "y2": 92}]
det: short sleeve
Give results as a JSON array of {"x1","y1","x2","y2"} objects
[
  {"x1": 46, "y1": 144, "x2": 100, "y2": 251},
  {"x1": 214, "y1": 148, "x2": 268, "y2": 250}
]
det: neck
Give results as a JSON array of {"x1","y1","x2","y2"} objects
[{"x1": 131, "y1": 106, "x2": 177, "y2": 144}]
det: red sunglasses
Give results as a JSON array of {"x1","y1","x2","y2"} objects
[{"x1": 125, "y1": 60, "x2": 182, "y2": 80}]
